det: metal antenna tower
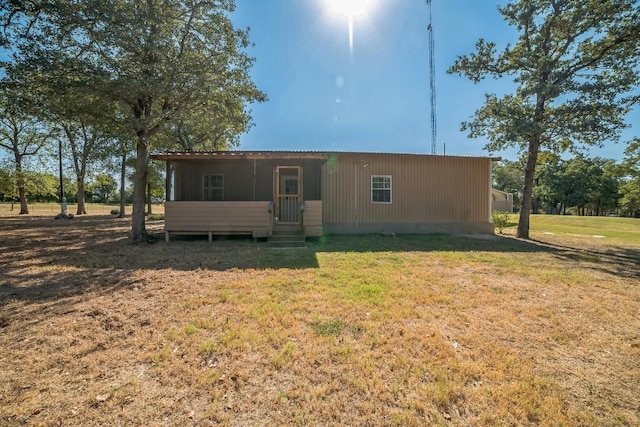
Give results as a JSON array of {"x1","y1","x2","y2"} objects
[{"x1": 426, "y1": 0, "x2": 437, "y2": 154}]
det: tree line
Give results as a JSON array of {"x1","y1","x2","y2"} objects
[
  {"x1": 493, "y1": 140, "x2": 640, "y2": 217},
  {"x1": 0, "y1": 166, "x2": 165, "y2": 207}
]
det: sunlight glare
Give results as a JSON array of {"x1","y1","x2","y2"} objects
[
  {"x1": 327, "y1": 0, "x2": 373, "y2": 55},
  {"x1": 329, "y1": 0, "x2": 373, "y2": 19}
]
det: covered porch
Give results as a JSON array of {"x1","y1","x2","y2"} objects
[{"x1": 151, "y1": 152, "x2": 326, "y2": 241}]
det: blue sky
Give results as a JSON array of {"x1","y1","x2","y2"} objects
[{"x1": 231, "y1": 0, "x2": 639, "y2": 161}]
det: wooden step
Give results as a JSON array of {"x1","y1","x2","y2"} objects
[{"x1": 268, "y1": 224, "x2": 306, "y2": 248}]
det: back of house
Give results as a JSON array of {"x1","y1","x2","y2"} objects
[{"x1": 150, "y1": 151, "x2": 495, "y2": 240}]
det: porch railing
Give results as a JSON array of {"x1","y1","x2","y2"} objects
[{"x1": 277, "y1": 195, "x2": 300, "y2": 223}]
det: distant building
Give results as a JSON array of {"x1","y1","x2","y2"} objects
[{"x1": 491, "y1": 189, "x2": 514, "y2": 213}]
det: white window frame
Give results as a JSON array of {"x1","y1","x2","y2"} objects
[
  {"x1": 371, "y1": 175, "x2": 392, "y2": 204},
  {"x1": 203, "y1": 174, "x2": 224, "y2": 201}
]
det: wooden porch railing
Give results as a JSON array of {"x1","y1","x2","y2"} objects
[{"x1": 277, "y1": 195, "x2": 300, "y2": 223}]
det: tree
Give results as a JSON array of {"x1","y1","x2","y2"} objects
[
  {"x1": 114, "y1": 137, "x2": 135, "y2": 218},
  {"x1": 586, "y1": 158, "x2": 620, "y2": 215},
  {"x1": 448, "y1": 0, "x2": 640, "y2": 238},
  {"x1": 620, "y1": 138, "x2": 640, "y2": 216},
  {"x1": 25, "y1": 171, "x2": 59, "y2": 202},
  {"x1": 4, "y1": 0, "x2": 266, "y2": 242},
  {"x1": 89, "y1": 173, "x2": 118, "y2": 203},
  {"x1": 531, "y1": 152, "x2": 562, "y2": 214},
  {"x1": 126, "y1": 158, "x2": 165, "y2": 215},
  {"x1": 0, "y1": 165, "x2": 17, "y2": 203},
  {"x1": 560, "y1": 157, "x2": 595, "y2": 215},
  {"x1": 158, "y1": 94, "x2": 251, "y2": 152},
  {"x1": 48, "y1": 92, "x2": 119, "y2": 215},
  {"x1": 0, "y1": 90, "x2": 51, "y2": 214}
]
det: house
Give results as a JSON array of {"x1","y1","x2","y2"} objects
[
  {"x1": 150, "y1": 151, "x2": 496, "y2": 241},
  {"x1": 491, "y1": 189, "x2": 514, "y2": 213}
]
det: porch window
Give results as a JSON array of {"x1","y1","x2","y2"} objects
[
  {"x1": 371, "y1": 175, "x2": 392, "y2": 204},
  {"x1": 203, "y1": 174, "x2": 223, "y2": 201}
]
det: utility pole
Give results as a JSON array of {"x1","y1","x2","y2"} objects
[
  {"x1": 55, "y1": 138, "x2": 70, "y2": 219},
  {"x1": 426, "y1": 0, "x2": 437, "y2": 155},
  {"x1": 58, "y1": 138, "x2": 66, "y2": 214}
]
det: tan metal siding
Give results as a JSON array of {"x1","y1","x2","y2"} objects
[
  {"x1": 322, "y1": 153, "x2": 356, "y2": 224},
  {"x1": 303, "y1": 200, "x2": 322, "y2": 236},
  {"x1": 322, "y1": 153, "x2": 491, "y2": 226}
]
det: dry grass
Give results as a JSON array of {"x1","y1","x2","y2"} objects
[{"x1": 1, "y1": 214, "x2": 639, "y2": 426}]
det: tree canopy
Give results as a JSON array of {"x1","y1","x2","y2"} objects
[
  {"x1": 3, "y1": 0, "x2": 266, "y2": 240},
  {"x1": 448, "y1": 0, "x2": 640, "y2": 238}
]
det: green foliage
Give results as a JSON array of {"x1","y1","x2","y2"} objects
[
  {"x1": 619, "y1": 180, "x2": 640, "y2": 217},
  {"x1": 0, "y1": 167, "x2": 16, "y2": 201},
  {"x1": 622, "y1": 138, "x2": 640, "y2": 179},
  {"x1": 491, "y1": 211, "x2": 511, "y2": 234},
  {"x1": 532, "y1": 155, "x2": 622, "y2": 215},
  {"x1": 24, "y1": 171, "x2": 59, "y2": 202},
  {"x1": 88, "y1": 173, "x2": 118, "y2": 203},
  {"x1": 3, "y1": 0, "x2": 266, "y2": 240},
  {"x1": 448, "y1": 0, "x2": 640, "y2": 238},
  {"x1": 0, "y1": 88, "x2": 52, "y2": 213},
  {"x1": 619, "y1": 139, "x2": 640, "y2": 216}
]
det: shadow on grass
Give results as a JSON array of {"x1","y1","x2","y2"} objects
[
  {"x1": 537, "y1": 239, "x2": 640, "y2": 279},
  {"x1": 2, "y1": 216, "x2": 638, "y2": 309},
  {"x1": 311, "y1": 233, "x2": 549, "y2": 254}
]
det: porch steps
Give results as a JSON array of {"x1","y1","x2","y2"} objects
[{"x1": 268, "y1": 224, "x2": 306, "y2": 248}]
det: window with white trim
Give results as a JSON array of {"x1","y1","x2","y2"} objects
[
  {"x1": 203, "y1": 174, "x2": 223, "y2": 201},
  {"x1": 371, "y1": 175, "x2": 392, "y2": 203}
]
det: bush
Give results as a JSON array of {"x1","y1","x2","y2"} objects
[{"x1": 491, "y1": 211, "x2": 511, "y2": 234}]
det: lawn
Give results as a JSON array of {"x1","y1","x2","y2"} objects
[
  {"x1": 0, "y1": 202, "x2": 165, "y2": 217},
  {"x1": 0, "y1": 213, "x2": 638, "y2": 426}
]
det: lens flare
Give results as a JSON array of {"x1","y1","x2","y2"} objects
[
  {"x1": 328, "y1": 0, "x2": 373, "y2": 55},
  {"x1": 329, "y1": 0, "x2": 372, "y2": 18}
]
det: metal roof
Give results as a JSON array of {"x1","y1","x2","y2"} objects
[{"x1": 150, "y1": 150, "x2": 500, "y2": 161}]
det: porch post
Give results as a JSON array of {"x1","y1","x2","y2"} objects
[{"x1": 165, "y1": 161, "x2": 172, "y2": 202}]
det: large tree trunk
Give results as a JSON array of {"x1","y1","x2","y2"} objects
[
  {"x1": 15, "y1": 159, "x2": 29, "y2": 215},
  {"x1": 517, "y1": 90, "x2": 547, "y2": 239},
  {"x1": 131, "y1": 135, "x2": 149, "y2": 243},
  {"x1": 76, "y1": 180, "x2": 87, "y2": 214},
  {"x1": 18, "y1": 185, "x2": 29, "y2": 214},
  {"x1": 517, "y1": 136, "x2": 541, "y2": 239},
  {"x1": 118, "y1": 149, "x2": 126, "y2": 218}
]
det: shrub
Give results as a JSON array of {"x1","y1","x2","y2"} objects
[{"x1": 492, "y1": 211, "x2": 511, "y2": 234}]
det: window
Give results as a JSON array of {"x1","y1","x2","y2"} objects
[
  {"x1": 284, "y1": 178, "x2": 298, "y2": 195},
  {"x1": 371, "y1": 175, "x2": 392, "y2": 203},
  {"x1": 203, "y1": 174, "x2": 223, "y2": 201}
]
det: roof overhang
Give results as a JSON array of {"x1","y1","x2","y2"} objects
[
  {"x1": 150, "y1": 151, "x2": 329, "y2": 161},
  {"x1": 150, "y1": 150, "x2": 501, "y2": 162}
]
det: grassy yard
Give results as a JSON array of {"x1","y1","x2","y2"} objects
[
  {"x1": 0, "y1": 202, "x2": 165, "y2": 217},
  {"x1": 0, "y1": 213, "x2": 638, "y2": 426}
]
